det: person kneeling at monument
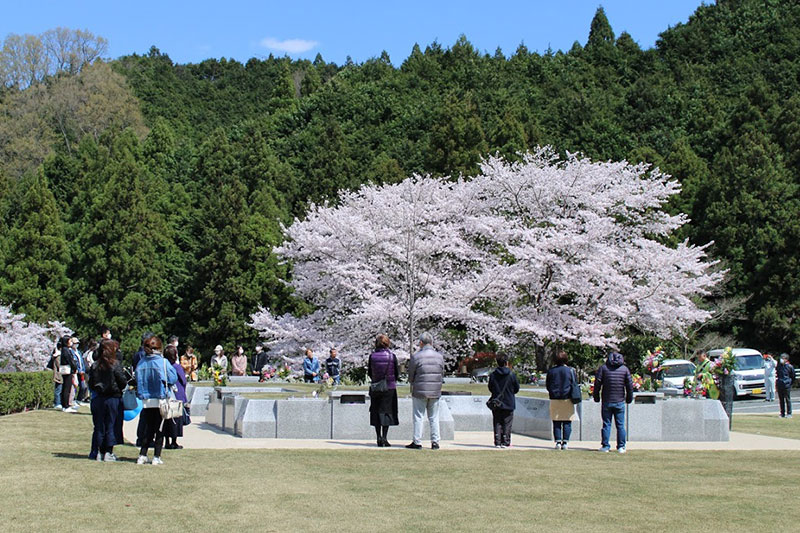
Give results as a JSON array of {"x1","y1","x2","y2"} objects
[
  {"x1": 135, "y1": 336, "x2": 177, "y2": 465},
  {"x1": 487, "y1": 353, "x2": 520, "y2": 448}
]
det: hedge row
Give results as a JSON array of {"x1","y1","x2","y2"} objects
[{"x1": 0, "y1": 371, "x2": 53, "y2": 415}]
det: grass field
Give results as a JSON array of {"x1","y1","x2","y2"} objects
[
  {"x1": 732, "y1": 414, "x2": 800, "y2": 440},
  {"x1": 1, "y1": 409, "x2": 799, "y2": 532}
]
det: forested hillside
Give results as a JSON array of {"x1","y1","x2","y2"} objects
[{"x1": 1, "y1": 0, "x2": 799, "y2": 360}]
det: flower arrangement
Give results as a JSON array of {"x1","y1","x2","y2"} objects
[
  {"x1": 581, "y1": 376, "x2": 595, "y2": 397},
  {"x1": 642, "y1": 347, "x2": 666, "y2": 374},
  {"x1": 632, "y1": 373, "x2": 644, "y2": 392},
  {"x1": 683, "y1": 377, "x2": 706, "y2": 397},
  {"x1": 711, "y1": 347, "x2": 736, "y2": 376},
  {"x1": 211, "y1": 364, "x2": 227, "y2": 387}
]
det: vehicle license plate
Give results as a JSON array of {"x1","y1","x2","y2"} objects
[{"x1": 752, "y1": 388, "x2": 762, "y2": 394}]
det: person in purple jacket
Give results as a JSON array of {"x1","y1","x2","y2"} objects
[
  {"x1": 593, "y1": 352, "x2": 633, "y2": 453},
  {"x1": 368, "y1": 334, "x2": 399, "y2": 447},
  {"x1": 162, "y1": 344, "x2": 188, "y2": 450}
]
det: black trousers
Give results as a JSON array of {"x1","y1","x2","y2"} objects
[
  {"x1": 60, "y1": 374, "x2": 72, "y2": 407},
  {"x1": 139, "y1": 408, "x2": 164, "y2": 457},
  {"x1": 492, "y1": 408, "x2": 514, "y2": 446},
  {"x1": 778, "y1": 387, "x2": 792, "y2": 416}
]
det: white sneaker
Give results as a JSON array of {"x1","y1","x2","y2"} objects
[
  {"x1": 62, "y1": 406, "x2": 78, "y2": 413},
  {"x1": 104, "y1": 453, "x2": 117, "y2": 462},
  {"x1": 54, "y1": 405, "x2": 63, "y2": 410},
  {"x1": 599, "y1": 446, "x2": 610, "y2": 452},
  {"x1": 555, "y1": 442, "x2": 561, "y2": 450},
  {"x1": 136, "y1": 455, "x2": 149, "y2": 465},
  {"x1": 618, "y1": 447, "x2": 627, "y2": 454},
  {"x1": 561, "y1": 443, "x2": 568, "y2": 450},
  {"x1": 151, "y1": 457, "x2": 164, "y2": 465},
  {"x1": 95, "y1": 454, "x2": 103, "y2": 462}
]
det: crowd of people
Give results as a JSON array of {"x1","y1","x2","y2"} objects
[
  {"x1": 46, "y1": 328, "x2": 193, "y2": 465},
  {"x1": 47, "y1": 326, "x2": 795, "y2": 458}
]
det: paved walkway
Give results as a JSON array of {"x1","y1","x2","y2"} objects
[{"x1": 124, "y1": 416, "x2": 800, "y2": 451}]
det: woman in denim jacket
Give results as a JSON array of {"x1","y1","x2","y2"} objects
[{"x1": 135, "y1": 335, "x2": 177, "y2": 465}]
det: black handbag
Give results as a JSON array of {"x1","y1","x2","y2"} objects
[
  {"x1": 182, "y1": 405, "x2": 191, "y2": 426},
  {"x1": 569, "y1": 369, "x2": 582, "y2": 404}
]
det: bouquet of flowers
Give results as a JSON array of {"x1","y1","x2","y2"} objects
[
  {"x1": 711, "y1": 347, "x2": 736, "y2": 376},
  {"x1": 632, "y1": 373, "x2": 644, "y2": 392},
  {"x1": 211, "y1": 364, "x2": 227, "y2": 387},
  {"x1": 581, "y1": 376, "x2": 595, "y2": 397},
  {"x1": 642, "y1": 347, "x2": 665, "y2": 374}
]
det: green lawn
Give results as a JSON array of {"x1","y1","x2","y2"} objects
[
  {"x1": 1, "y1": 409, "x2": 798, "y2": 532},
  {"x1": 732, "y1": 414, "x2": 800, "y2": 440}
]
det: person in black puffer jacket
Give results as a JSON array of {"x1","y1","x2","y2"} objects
[
  {"x1": 88, "y1": 339, "x2": 128, "y2": 462},
  {"x1": 487, "y1": 353, "x2": 520, "y2": 448},
  {"x1": 593, "y1": 352, "x2": 633, "y2": 453}
]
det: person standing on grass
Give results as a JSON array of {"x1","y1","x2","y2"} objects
[
  {"x1": 88, "y1": 339, "x2": 128, "y2": 462},
  {"x1": 488, "y1": 353, "x2": 520, "y2": 449},
  {"x1": 763, "y1": 353, "x2": 776, "y2": 402},
  {"x1": 47, "y1": 340, "x2": 64, "y2": 409},
  {"x1": 162, "y1": 345, "x2": 187, "y2": 450},
  {"x1": 72, "y1": 336, "x2": 89, "y2": 404},
  {"x1": 326, "y1": 348, "x2": 342, "y2": 385},
  {"x1": 776, "y1": 353, "x2": 795, "y2": 418},
  {"x1": 231, "y1": 345, "x2": 247, "y2": 376},
  {"x1": 368, "y1": 335, "x2": 399, "y2": 447},
  {"x1": 303, "y1": 348, "x2": 320, "y2": 383},
  {"x1": 406, "y1": 332, "x2": 444, "y2": 450},
  {"x1": 593, "y1": 351, "x2": 633, "y2": 453},
  {"x1": 546, "y1": 350, "x2": 577, "y2": 450},
  {"x1": 59, "y1": 336, "x2": 77, "y2": 412},
  {"x1": 135, "y1": 335, "x2": 177, "y2": 465}
]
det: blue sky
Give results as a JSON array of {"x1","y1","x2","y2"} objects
[{"x1": 2, "y1": 1, "x2": 709, "y2": 65}]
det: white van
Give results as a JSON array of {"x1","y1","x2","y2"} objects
[
  {"x1": 708, "y1": 348, "x2": 765, "y2": 397},
  {"x1": 659, "y1": 359, "x2": 696, "y2": 389}
]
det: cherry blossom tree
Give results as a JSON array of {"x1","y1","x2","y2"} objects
[
  {"x1": 250, "y1": 147, "x2": 722, "y2": 368},
  {"x1": 0, "y1": 304, "x2": 72, "y2": 372}
]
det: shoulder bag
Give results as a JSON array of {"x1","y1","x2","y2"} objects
[
  {"x1": 159, "y1": 358, "x2": 184, "y2": 419},
  {"x1": 122, "y1": 387, "x2": 138, "y2": 410}
]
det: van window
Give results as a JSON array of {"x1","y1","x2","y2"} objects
[
  {"x1": 662, "y1": 364, "x2": 694, "y2": 377},
  {"x1": 735, "y1": 355, "x2": 764, "y2": 370}
]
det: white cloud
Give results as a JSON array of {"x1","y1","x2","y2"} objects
[{"x1": 259, "y1": 37, "x2": 319, "y2": 54}]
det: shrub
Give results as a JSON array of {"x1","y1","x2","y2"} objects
[{"x1": 0, "y1": 371, "x2": 53, "y2": 415}]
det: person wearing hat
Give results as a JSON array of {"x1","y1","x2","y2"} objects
[
  {"x1": 211, "y1": 345, "x2": 228, "y2": 373},
  {"x1": 776, "y1": 353, "x2": 795, "y2": 418},
  {"x1": 763, "y1": 353, "x2": 776, "y2": 402}
]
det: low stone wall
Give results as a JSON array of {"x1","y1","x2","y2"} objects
[{"x1": 200, "y1": 391, "x2": 729, "y2": 442}]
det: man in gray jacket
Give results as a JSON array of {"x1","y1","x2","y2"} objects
[{"x1": 406, "y1": 332, "x2": 444, "y2": 449}]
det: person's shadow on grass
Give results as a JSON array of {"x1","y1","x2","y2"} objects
[{"x1": 52, "y1": 452, "x2": 137, "y2": 463}]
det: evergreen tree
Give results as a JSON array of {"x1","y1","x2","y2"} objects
[
  {"x1": 68, "y1": 129, "x2": 179, "y2": 354},
  {"x1": 0, "y1": 170, "x2": 69, "y2": 322},
  {"x1": 187, "y1": 129, "x2": 294, "y2": 357}
]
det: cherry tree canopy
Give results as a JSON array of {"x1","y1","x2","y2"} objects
[
  {"x1": 250, "y1": 148, "x2": 722, "y2": 366},
  {"x1": 0, "y1": 304, "x2": 72, "y2": 372}
]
